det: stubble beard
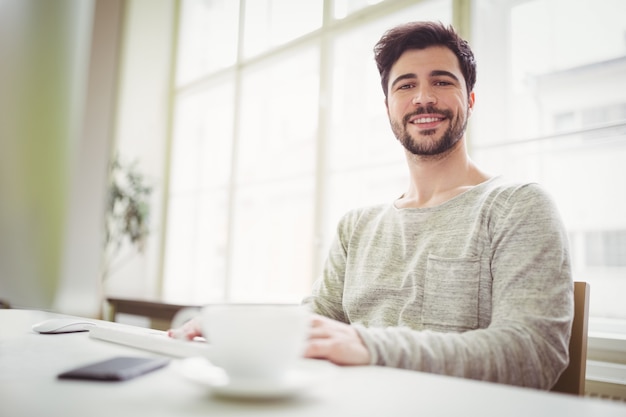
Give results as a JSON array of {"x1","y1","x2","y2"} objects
[{"x1": 391, "y1": 105, "x2": 468, "y2": 158}]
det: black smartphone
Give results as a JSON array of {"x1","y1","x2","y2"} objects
[{"x1": 57, "y1": 356, "x2": 170, "y2": 381}]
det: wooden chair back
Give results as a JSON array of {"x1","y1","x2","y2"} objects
[{"x1": 551, "y1": 281, "x2": 590, "y2": 395}]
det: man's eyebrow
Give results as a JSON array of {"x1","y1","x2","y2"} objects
[
  {"x1": 390, "y1": 73, "x2": 416, "y2": 90},
  {"x1": 431, "y1": 70, "x2": 460, "y2": 82}
]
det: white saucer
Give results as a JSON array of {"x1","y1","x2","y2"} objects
[{"x1": 174, "y1": 357, "x2": 337, "y2": 399}]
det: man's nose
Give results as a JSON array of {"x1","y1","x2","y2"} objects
[{"x1": 411, "y1": 86, "x2": 436, "y2": 106}]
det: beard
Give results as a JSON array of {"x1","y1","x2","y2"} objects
[{"x1": 390, "y1": 105, "x2": 468, "y2": 157}]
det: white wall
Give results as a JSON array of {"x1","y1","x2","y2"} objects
[
  {"x1": 0, "y1": 0, "x2": 152, "y2": 317},
  {"x1": 104, "y1": 0, "x2": 176, "y2": 302}
]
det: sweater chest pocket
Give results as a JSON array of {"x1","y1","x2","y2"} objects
[{"x1": 422, "y1": 255, "x2": 480, "y2": 331}]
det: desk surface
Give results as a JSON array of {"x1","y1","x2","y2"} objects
[{"x1": 1, "y1": 309, "x2": 625, "y2": 417}]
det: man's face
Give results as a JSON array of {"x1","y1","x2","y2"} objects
[{"x1": 385, "y1": 46, "x2": 474, "y2": 158}]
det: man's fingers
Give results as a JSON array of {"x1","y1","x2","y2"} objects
[
  {"x1": 168, "y1": 316, "x2": 202, "y2": 340},
  {"x1": 308, "y1": 325, "x2": 334, "y2": 339},
  {"x1": 309, "y1": 314, "x2": 332, "y2": 327},
  {"x1": 304, "y1": 338, "x2": 332, "y2": 359}
]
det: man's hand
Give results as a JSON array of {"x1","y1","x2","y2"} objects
[
  {"x1": 167, "y1": 316, "x2": 202, "y2": 340},
  {"x1": 305, "y1": 314, "x2": 371, "y2": 366}
]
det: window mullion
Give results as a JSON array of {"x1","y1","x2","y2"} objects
[{"x1": 222, "y1": 0, "x2": 248, "y2": 301}]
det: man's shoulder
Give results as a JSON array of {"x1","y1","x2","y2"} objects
[
  {"x1": 339, "y1": 203, "x2": 388, "y2": 222},
  {"x1": 479, "y1": 177, "x2": 561, "y2": 220},
  {"x1": 480, "y1": 176, "x2": 552, "y2": 202}
]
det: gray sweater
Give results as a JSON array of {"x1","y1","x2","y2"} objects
[{"x1": 303, "y1": 176, "x2": 573, "y2": 389}]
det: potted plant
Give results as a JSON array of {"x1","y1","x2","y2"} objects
[{"x1": 101, "y1": 154, "x2": 152, "y2": 311}]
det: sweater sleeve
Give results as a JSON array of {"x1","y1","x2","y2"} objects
[
  {"x1": 354, "y1": 184, "x2": 573, "y2": 389},
  {"x1": 301, "y1": 209, "x2": 358, "y2": 322}
]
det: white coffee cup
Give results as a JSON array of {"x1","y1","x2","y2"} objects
[{"x1": 202, "y1": 304, "x2": 310, "y2": 383}]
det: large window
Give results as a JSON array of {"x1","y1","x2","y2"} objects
[
  {"x1": 164, "y1": 0, "x2": 626, "y2": 323},
  {"x1": 471, "y1": 0, "x2": 626, "y2": 320},
  {"x1": 164, "y1": 0, "x2": 451, "y2": 304}
]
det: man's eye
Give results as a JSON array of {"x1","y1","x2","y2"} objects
[
  {"x1": 434, "y1": 80, "x2": 452, "y2": 86},
  {"x1": 399, "y1": 83, "x2": 414, "y2": 90}
]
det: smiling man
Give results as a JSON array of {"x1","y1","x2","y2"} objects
[
  {"x1": 388, "y1": 50, "x2": 471, "y2": 159},
  {"x1": 301, "y1": 21, "x2": 574, "y2": 390},
  {"x1": 169, "y1": 21, "x2": 574, "y2": 391}
]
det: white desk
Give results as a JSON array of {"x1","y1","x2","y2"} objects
[{"x1": 1, "y1": 309, "x2": 625, "y2": 417}]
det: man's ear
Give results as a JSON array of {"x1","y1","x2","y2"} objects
[
  {"x1": 385, "y1": 97, "x2": 389, "y2": 117},
  {"x1": 467, "y1": 91, "x2": 475, "y2": 115}
]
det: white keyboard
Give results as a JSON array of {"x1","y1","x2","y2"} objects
[{"x1": 89, "y1": 324, "x2": 210, "y2": 358}]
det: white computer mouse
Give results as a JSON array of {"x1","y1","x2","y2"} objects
[{"x1": 32, "y1": 318, "x2": 97, "y2": 334}]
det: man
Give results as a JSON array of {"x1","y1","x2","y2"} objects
[{"x1": 171, "y1": 21, "x2": 573, "y2": 390}]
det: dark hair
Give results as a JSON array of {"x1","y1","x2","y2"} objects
[{"x1": 373, "y1": 21, "x2": 476, "y2": 98}]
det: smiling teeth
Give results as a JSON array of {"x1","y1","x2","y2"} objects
[{"x1": 413, "y1": 117, "x2": 439, "y2": 123}]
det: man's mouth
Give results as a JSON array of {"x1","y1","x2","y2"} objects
[
  {"x1": 408, "y1": 114, "x2": 446, "y2": 129},
  {"x1": 410, "y1": 116, "x2": 444, "y2": 124}
]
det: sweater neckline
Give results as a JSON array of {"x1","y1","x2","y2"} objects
[{"x1": 391, "y1": 175, "x2": 502, "y2": 212}]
